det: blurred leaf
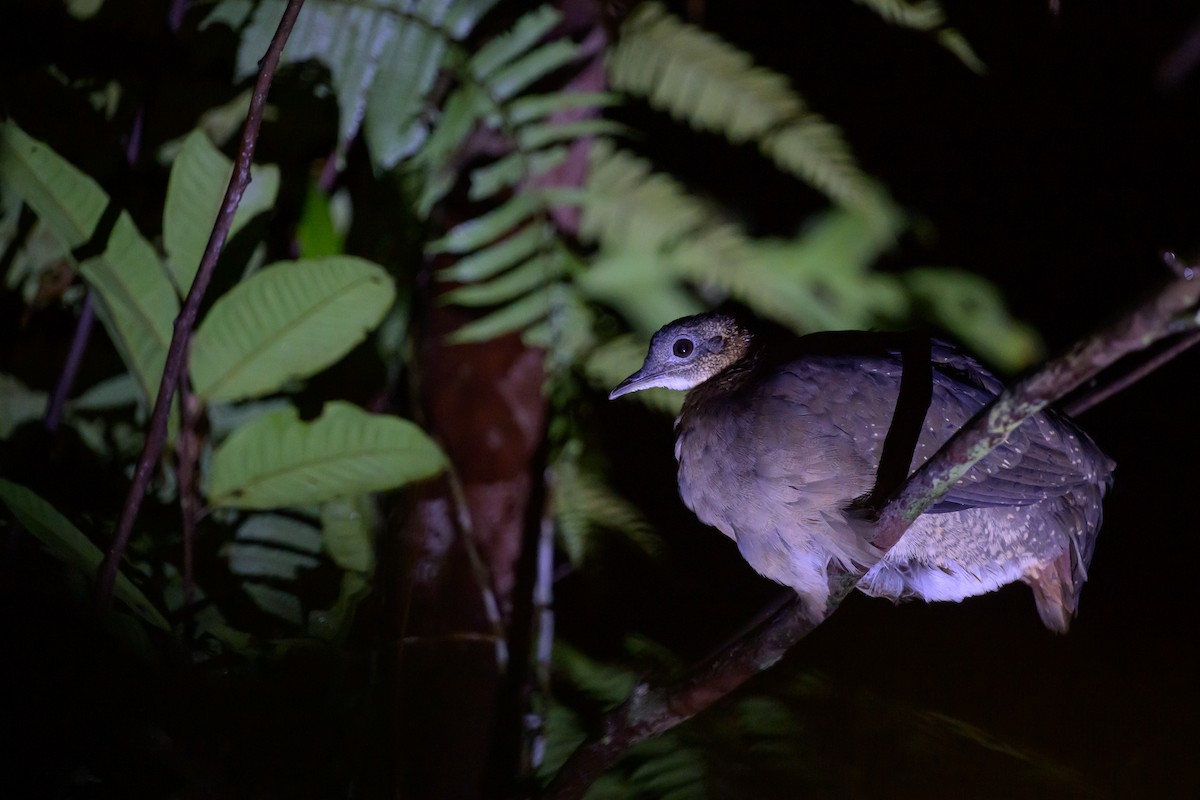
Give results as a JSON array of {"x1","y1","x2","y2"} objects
[
  {"x1": 321, "y1": 496, "x2": 374, "y2": 573},
  {"x1": 190, "y1": 257, "x2": 396, "y2": 404},
  {"x1": 242, "y1": 582, "x2": 303, "y2": 625},
  {"x1": 611, "y1": 3, "x2": 896, "y2": 228},
  {"x1": 0, "y1": 373, "x2": 47, "y2": 438},
  {"x1": 447, "y1": 282, "x2": 563, "y2": 343},
  {"x1": 68, "y1": 373, "x2": 139, "y2": 412},
  {"x1": 227, "y1": 543, "x2": 320, "y2": 580},
  {"x1": 207, "y1": 401, "x2": 446, "y2": 509},
  {"x1": 441, "y1": 250, "x2": 565, "y2": 306},
  {"x1": 553, "y1": 642, "x2": 638, "y2": 708},
  {"x1": 296, "y1": 181, "x2": 346, "y2": 258},
  {"x1": 429, "y1": 193, "x2": 540, "y2": 254},
  {"x1": 64, "y1": 0, "x2": 104, "y2": 20},
  {"x1": 553, "y1": 454, "x2": 660, "y2": 566},
  {"x1": 438, "y1": 225, "x2": 548, "y2": 282},
  {"x1": 163, "y1": 130, "x2": 280, "y2": 295},
  {"x1": 904, "y1": 267, "x2": 1043, "y2": 372},
  {"x1": 211, "y1": 0, "x2": 504, "y2": 170},
  {"x1": 852, "y1": 0, "x2": 986, "y2": 74},
  {"x1": 308, "y1": 571, "x2": 370, "y2": 640},
  {"x1": 0, "y1": 121, "x2": 178, "y2": 402},
  {"x1": 0, "y1": 479, "x2": 169, "y2": 630},
  {"x1": 236, "y1": 513, "x2": 324, "y2": 553}
]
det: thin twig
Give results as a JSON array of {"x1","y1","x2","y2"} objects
[
  {"x1": 544, "y1": 266, "x2": 1200, "y2": 799},
  {"x1": 43, "y1": 293, "x2": 95, "y2": 433},
  {"x1": 96, "y1": 0, "x2": 307, "y2": 606},
  {"x1": 1063, "y1": 329, "x2": 1200, "y2": 417}
]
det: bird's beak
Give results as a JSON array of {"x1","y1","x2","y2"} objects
[{"x1": 609, "y1": 368, "x2": 655, "y2": 400}]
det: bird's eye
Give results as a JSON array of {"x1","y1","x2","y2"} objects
[{"x1": 672, "y1": 338, "x2": 694, "y2": 358}]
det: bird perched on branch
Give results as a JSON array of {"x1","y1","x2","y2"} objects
[{"x1": 610, "y1": 312, "x2": 1114, "y2": 633}]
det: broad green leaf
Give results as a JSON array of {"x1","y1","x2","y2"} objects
[
  {"x1": 189, "y1": 257, "x2": 396, "y2": 404},
  {"x1": 163, "y1": 130, "x2": 280, "y2": 295},
  {"x1": 0, "y1": 479, "x2": 169, "y2": 630},
  {"x1": 0, "y1": 373, "x2": 47, "y2": 437},
  {"x1": 207, "y1": 401, "x2": 446, "y2": 509},
  {"x1": 0, "y1": 122, "x2": 178, "y2": 402},
  {"x1": 321, "y1": 496, "x2": 374, "y2": 573}
]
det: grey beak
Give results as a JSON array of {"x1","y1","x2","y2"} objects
[{"x1": 609, "y1": 369, "x2": 649, "y2": 400}]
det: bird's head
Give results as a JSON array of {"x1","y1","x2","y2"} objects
[{"x1": 609, "y1": 312, "x2": 753, "y2": 399}]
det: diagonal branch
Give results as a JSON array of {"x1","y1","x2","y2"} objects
[
  {"x1": 544, "y1": 263, "x2": 1200, "y2": 799},
  {"x1": 96, "y1": 0, "x2": 307, "y2": 605}
]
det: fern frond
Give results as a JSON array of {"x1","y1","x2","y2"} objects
[
  {"x1": 207, "y1": 0, "x2": 505, "y2": 170},
  {"x1": 610, "y1": 3, "x2": 896, "y2": 229},
  {"x1": 552, "y1": 454, "x2": 660, "y2": 565},
  {"x1": 851, "y1": 0, "x2": 987, "y2": 74}
]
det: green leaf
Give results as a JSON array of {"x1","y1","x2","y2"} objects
[
  {"x1": 611, "y1": 3, "x2": 896, "y2": 227},
  {"x1": 243, "y1": 582, "x2": 303, "y2": 625},
  {"x1": 364, "y1": 18, "x2": 447, "y2": 168},
  {"x1": 469, "y1": 147, "x2": 568, "y2": 201},
  {"x1": 0, "y1": 479, "x2": 169, "y2": 630},
  {"x1": 904, "y1": 267, "x2": 1043, "y2": 372},
  {"x1": 440, "y1": 252, "x2": 563, "y2": 306},
  {"x1": 68, "y1": 373, "x2": 140, "y2": 412},
  {"x1": 296, "y1": 182, "x2": 346, "y2": 258},
  {"x1": 469, "y1": 6, "x2": 562, "y2": 77},
  {"x1": 516, "y1": 118, "x2": 625, "y2": 150},
  {"x1": 163, "y1": 130, "x2": 280, "y2": 295},
  {"x1": 236, "y1": 512, "x2": 324, "y2": 553},
  {"x1": 428, "y1": 193, "x2": 539, "y2": 254},
  {"x1": 0, "y1": 121, "x2": 178, "y2": 403},
  {"x1": 190, "y1": 257, "x2": 396, "y2": 404},
  {"x1": 227, "y1": 543, "x2": 320, "y2": 580},
  {"x1": 207, "y1": 401, "x2": 446, "y2": 509},
  {"x1": 446, "y1": 283, "x2": 558, "y2": 343},
  {"x1": 322, "y1": 496, "x2": 375, "y2": 573},
  {"x1": 507, "y1": 91, "x2": 621, "y2": 126},
  {"x1": 489, "y1": 39, "x2": 579, "y2": 100},
  {"x1": 0, "y1": 373, "x2": 47, "y2": 438},
  {"x1": 438, "y1": 224, "x2": 547, "y2": 282}
]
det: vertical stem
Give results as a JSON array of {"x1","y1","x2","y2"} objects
[
  {"x1": 97, "y1": 0, "x2": 307, "y2": 605},
  {"x1": 43, "y1": 293, "x2": 95, "y2": 434}
]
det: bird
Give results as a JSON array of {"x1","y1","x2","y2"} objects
[{"x1": 609, "y1": 312, "x2": 1114, "y2": 633}]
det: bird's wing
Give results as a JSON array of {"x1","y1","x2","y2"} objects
[{"x1": 760, "y1": 352, "x2": 1112, "y2": 514}]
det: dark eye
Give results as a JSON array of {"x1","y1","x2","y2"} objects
[{"x1": 672, "y1": 338, "x2": 694, "y2": 358}]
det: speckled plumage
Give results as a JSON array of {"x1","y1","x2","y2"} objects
[{"x1": 611, "y1": 313, "x2": 1114, "y2": 632}]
